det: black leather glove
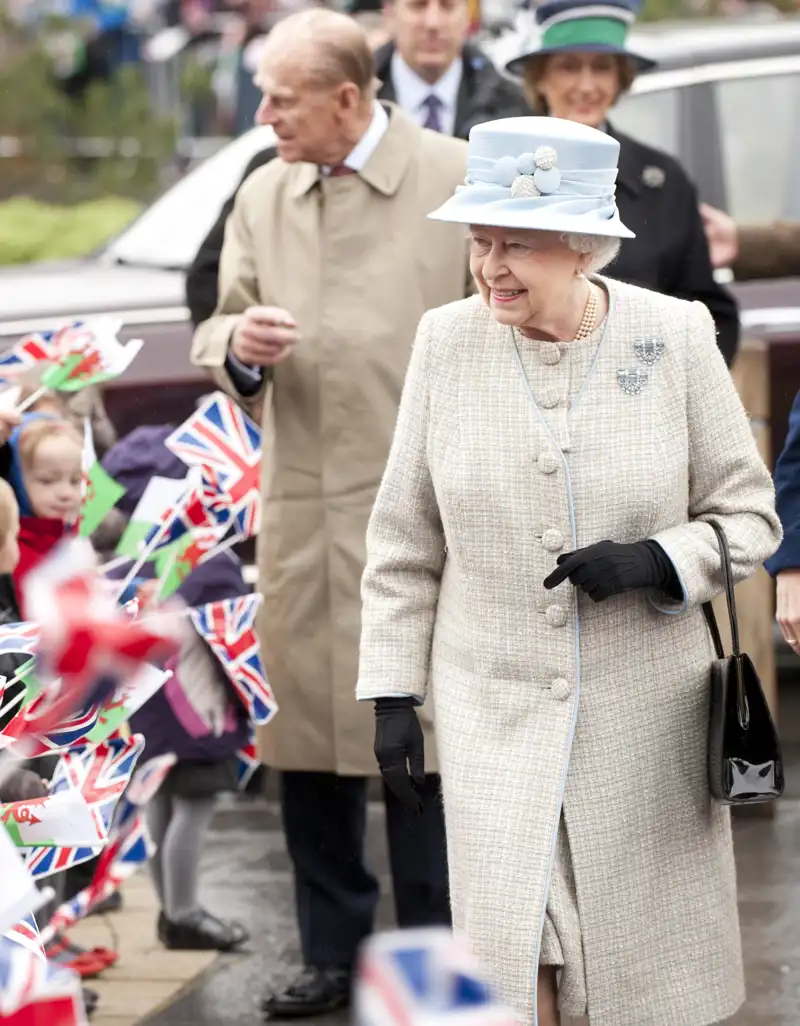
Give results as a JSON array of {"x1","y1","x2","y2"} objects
[
  {"x1": 543, "y1": 539, "x2": 680, "y2": 603},
  {"x1": 374, "y1": 697, "x2": 424, "y2": 815}
]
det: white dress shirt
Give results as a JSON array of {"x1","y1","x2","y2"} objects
[
  {"x1": 389, "y1": 51, "x2": 463, "y2": 137},
  {"x1": 322, "y1": 100, "x2": 389, "y2": 174}
]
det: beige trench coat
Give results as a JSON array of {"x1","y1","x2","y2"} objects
[
  {"x1": 191, "y1": 104, "x2": 469, "y2": 774},
  {"x1": 357, "y1": 278, "x2": 782, "y2": 1025}
]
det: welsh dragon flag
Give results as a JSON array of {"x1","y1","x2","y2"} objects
[
  {"x1": 79, "y1": 419, "x2": 125, "y2": 537},
  {"x1": 40, "y1": 321, "x2": 142, "y2": 393}
]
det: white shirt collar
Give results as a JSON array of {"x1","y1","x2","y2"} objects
[
  {"x1": 389, "y1": 51, "x2": 463, "y2": 135},
  {"x1": 322, "y1": 101, "x2": 389, "y2": 176}
]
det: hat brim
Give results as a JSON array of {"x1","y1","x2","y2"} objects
[
  {"x1": 428, "y1": 197, "x2": 636, "y2": 239},
  {"x1": 506, "y1": 43, "x2": 656, "y2": 77}
]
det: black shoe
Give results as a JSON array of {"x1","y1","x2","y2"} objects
[
  {"x1": 261, "y1": 967, "x2": 351, "y2": 1020},
  {"x1": 88, "y1": 891, "x2": 123, "y2": 916},
  {"x1": 83, "y1": 987, "x2": 99, "y2": 1019},
  {"x1": 158, "y1": 909, "x2": 249, "y2": 952}
]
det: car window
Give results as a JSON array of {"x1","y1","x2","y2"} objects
[
  {"x1": 714, "y1": 71, "x2": 800, "y2": 223},
  {"x1": 609, "y1": 88, "x2": 680, "y2": 160},
  {"x1": 105, "y1": 126, "x2": 277, "y2": 271}
]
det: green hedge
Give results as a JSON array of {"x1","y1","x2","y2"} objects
[{"x1": 0, "y1": 196, "x2": 142, "y2": 265}]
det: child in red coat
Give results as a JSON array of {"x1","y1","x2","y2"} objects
[{"x1": 6, "y1": 416, "x2": 82, "y2": 613}]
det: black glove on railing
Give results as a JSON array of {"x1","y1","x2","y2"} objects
[
  {"x1": 543, "y1": 539, "x2": 681, "y2": 603},
  {"x1": 374, "y1": 696, "x2": 424, "y2": 815}
]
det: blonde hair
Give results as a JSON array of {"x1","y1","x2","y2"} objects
[
  {"x1": 18, "y1": 418, "x2": 82, "y2": 471},
  {"x1": 0, "y1": 479, "x2": 19, "y2": 550},
  {"x1": 521, "y1": 53, "x2": 637, "y2": 113}
]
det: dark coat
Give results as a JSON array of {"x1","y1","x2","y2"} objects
[
  {"x1": 765, "y1": 388, "x2": 800, "y2": 576},
  {"x1": 607, "y1": 125, "x2": 739, "y2": 366},
  {"x1": 373, "y1": 41, "x2": 530, "y2": 141},
  {"x1": 185, "y1": 52, "x2": 527, "y2": 327}
]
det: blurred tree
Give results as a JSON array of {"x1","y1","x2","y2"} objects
[{"x1": 0, "y1": 3, "x2": 175, "y2": 204}]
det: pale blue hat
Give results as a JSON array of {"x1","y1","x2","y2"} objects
[{"x1": 428, "y1": 116, "x2": 634, "y2": 239}]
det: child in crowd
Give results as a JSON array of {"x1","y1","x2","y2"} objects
[
  {"x1": 0, "y1": 477, "x2": 48, "y2": 800},
  {"x1": 6, "y1": 416, "x2": 82, "y2": 609},
  {"x1": 100, "y1": 423, "x2": 251, "y2": 951}
]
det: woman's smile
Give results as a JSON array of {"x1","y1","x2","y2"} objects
[{"x1": 491, "y1": 288, "x2": 526, "y2": 304}]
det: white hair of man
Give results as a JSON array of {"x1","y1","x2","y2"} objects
[{"x1": 562, "y1": 233, "x2": 622, "y2": 274}]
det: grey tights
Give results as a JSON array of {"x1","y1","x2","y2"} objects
[{"x1": 147, "y1": 792, "x2": 216, "y2": 924}]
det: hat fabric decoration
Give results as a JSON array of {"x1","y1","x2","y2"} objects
[
  {"x1": 428, "y1": 116, "x2": 634, "y2": 238},
  {"x1": 505, "y1": 0, "x2": 656, "y2": 77}
]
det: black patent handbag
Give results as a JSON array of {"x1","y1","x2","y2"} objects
[{"x1": 702, "y1": 519, "x2": 785, "y2": 805}]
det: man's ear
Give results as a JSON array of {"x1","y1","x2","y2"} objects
[{"x1": 338, "y1": 81, "x2": 364, "y2": 112}]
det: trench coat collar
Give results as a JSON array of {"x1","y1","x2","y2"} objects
[{"x1": 288, "y1": 103, "x2": 415, "y2": 199}]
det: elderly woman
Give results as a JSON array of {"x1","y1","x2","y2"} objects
[
  {"x1": 356, "y1": 116, "x2": 781, "y2": 1026},
  {"x1": 504, "y1": 0, "x2": 739, "y2": 366}
]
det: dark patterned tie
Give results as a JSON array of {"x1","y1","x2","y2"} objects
[
  {"x1": 422, "y1": 94, "x2": 444, "y2": 133},
  {"x1": 329, "y1": 164, "x2": 357, "y2": 177}
]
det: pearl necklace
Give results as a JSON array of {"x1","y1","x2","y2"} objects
[{"x1": 573, "y1": 281, "x2": 598, "y2": 342}]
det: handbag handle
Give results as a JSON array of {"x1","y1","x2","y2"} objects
[
  {"x1": 701, "y1": 519, "x2": 740, "y2": 659},
  {"x1": 701, "y1": 519, "x2": 749, "y2": 729}
]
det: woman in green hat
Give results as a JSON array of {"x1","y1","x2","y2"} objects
[{"x1": 506, "y1": 0, "x2": 740, "y2": 366}]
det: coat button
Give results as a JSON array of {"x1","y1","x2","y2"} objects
[
  {"x1": 542, "y1": 529, "x2": 564, "y2": 552},
  {"x1": 537, "y1": 451, "x2": 559, "y2": 475},
  {"x1": 538, "y1": 342, "x2": 561, "y2": 365},
  {"x1": 546, "y1": 604, "x2": 568, "y2": 627},
  {"x1": 551, "y1": 678, "x2": 572, "y2": 701},
  {"x1": 538, "y1": 388, "x2": 560, "y2": 409}
]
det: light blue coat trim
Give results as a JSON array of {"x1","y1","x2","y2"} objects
[{"x1": 510, "y1": 335, "x2": 585, "y2": 1026}]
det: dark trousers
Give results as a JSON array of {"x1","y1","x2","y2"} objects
[{"x1": 280, "y1": 771, "x2": 450, "y2": 970}]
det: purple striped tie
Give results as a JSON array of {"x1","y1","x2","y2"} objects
[{"x1": 422, "y1": 94, "x2": 444, "y2": 133}]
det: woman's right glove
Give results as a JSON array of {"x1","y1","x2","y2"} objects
[{"x1": 374, "y1": 697, "x2": 424, "y2": 815}]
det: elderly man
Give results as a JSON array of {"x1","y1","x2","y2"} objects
[
  {"x1": 191, "y1": 9, "x2": 469, "y2": 1019},
  {"x1": 185, "y1": 2, "x2": 526, "y2": 326}
]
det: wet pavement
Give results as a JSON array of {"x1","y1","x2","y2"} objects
[{"x1": 143, "y1": 782, "x2": 800, "y2": 1026}]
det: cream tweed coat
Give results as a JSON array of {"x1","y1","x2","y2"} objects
[{"x1": 357, "y1": 277, "x2": 782, "y2": 1026}]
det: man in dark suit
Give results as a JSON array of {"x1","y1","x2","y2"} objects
[
  {"x1": 186, "y1": 0, "x2": 528, "y2": 326},
  {"x1": 766, "y1": 389, "x2": 800, "y2": 654}
]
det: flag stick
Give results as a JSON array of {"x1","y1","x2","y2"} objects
[
  {"x1": 113, "y1": 517, "x2": 172, "y2": 601},
  {"x1": 99, "y1": 554, "x2": 136, "y2": 575},
  {"x1": 0, "y1": 688, "x2": 25, "y2": 723},
  {"x1": 15, "y1": 386, "x2": 48, "y2": 414}
]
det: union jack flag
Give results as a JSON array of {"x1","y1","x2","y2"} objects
[
  {"x1": 235, "y1": 727, "x2": 260, "y2": 790},
  {"x1": 202, "y1": 466, "x2": 257, "y2": 542},
  {"x1": 355, "y1": 929, "x2": 518, "y2": 1026},
  {"x1": 50, "y1": 735, "x2": 146, "y2": 837},
  {"x1": 166, "y1": 392, "x2": 261, "y2": 534},
  {"x1": 23, "y1": 844, "x2": 101, "y2": 881},
  {"x1": 143, "y1": 470, "x2": 226, "y2": 552},
  {"x1": 4, "y1": 915, "x2": 44, "y2": 960},
  {"x1": 0, "y1": 330, "x2": 59, "y2": 382},
  {"x1": 0, "y1": 622, "x2": 40, "y2": 657},
  {"x1": 0, "y1": 322, "x2": 106, "y2": 384},
  {"x1": 0, "y1": 934, "x2": 86, "y2": 1024},
  {"x1": 2, "y1": 702, "x2": 101, "y2": 759},
  {"x1": 113, "y1": 753, "x2": 176, "y2": 835},
  {"x1": 189, "y1": 596, "x2": 277, "y2": 726}
]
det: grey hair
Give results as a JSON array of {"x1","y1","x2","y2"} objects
[{"x1": 562, "y1": 232, "x2": 621, "y2": 273}]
